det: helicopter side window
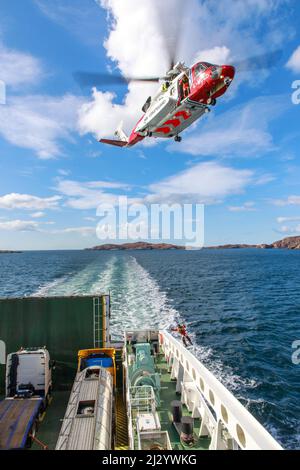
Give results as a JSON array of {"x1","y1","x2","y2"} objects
[
  {"x1": 194, "y1": 63, "x2": 208, "y2": 77},
  {"x1": 194, "y1": 62, "x2": 216, "y2": 77}
]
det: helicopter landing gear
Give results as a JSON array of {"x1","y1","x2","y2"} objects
[
  {"x1": 207, "y1": 97, "x2": 216, "y2": 106},
  {"x1": 174, "y1": 135, "x2": 182, "y2": 143}
]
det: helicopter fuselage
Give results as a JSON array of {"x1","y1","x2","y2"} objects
[
  {"x1": 127, "y1": 62, "x2": 235, "y2": 146},
  {"x1": 100, "y1": 62, "x2": 235, "y2": 148}
]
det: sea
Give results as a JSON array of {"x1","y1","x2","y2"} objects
[{"x1": 0, "y1": 248, "x2": 299, "y2": 449}]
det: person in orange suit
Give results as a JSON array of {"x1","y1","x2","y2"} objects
[
  {"x1": 178, "y1": 74, "x2": 190, "y2": 105},
  {"x1": 172, "y1": 323, "x2": 193, "y2": 347}
]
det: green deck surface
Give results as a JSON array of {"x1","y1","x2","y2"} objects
[
  {"x1": 32, "y1": 392, "x2": 71, "y2": 450},
  {"x1": 33, "y1": 349, "x2": 211, "y2": 451},
  {"x1": 129, "y1": 344, "x2": 211, "y2": 451},
  {"x1": 155, "y1": 352, "x2": 210, "y2": 450}
]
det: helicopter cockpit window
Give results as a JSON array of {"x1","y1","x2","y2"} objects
[
  {"x1": 194, "y1": 62, "x2": 214, "y2": 77},
  {"x1": 194, "y1": 64, "x2": 206, "y2": 76},
  {"x1": 202, "y1": 62, "x2": 214, "y2": 68}
]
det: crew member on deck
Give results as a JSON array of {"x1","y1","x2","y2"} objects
[{"x1": 172, "y1": 323, "x2": 193, "y2": 347}]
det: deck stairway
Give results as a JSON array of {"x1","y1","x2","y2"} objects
[{"x1": 115, "y1": 392, "x2": 129, "y2": 450}]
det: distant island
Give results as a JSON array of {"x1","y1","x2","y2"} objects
[
  {"x1": 86, "y1": 242, "x2": 185, "y2": 251},
  {"x1": 0, "y1": 250, "x2": 22, "y2": 254},
  {"x1": 207, "y1": 236, "x2": 300, "y2": 250},
  {"x1": 87, "y1": 236, "x2": 300, "y2": 251}
]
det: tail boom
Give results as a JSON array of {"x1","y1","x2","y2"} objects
[
  {"x1": 99, "y1": 120, "x2": 145, "y2": 148},
  {"x1": 99, "y1": 138, "x2": 128, "y2": 147}
]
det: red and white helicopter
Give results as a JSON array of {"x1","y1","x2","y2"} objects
[
  {"x1": 106, "y1": 61, "x2": 235, "y2": 147},
  {"x1": 75, "y1": 51, "x2": 280, "y2": 148}
]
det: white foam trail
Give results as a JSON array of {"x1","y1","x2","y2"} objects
[
  {"x1": 89, "y1": 255, "x2": 178, "y2": 339},
  {"x1": 89, "y1": 255, "x2": 258, "y2": 392},
  {"x1": 33, "y1": 274, "x2": 70, "y2": 296},
  {"x1": 88, "y1": 256, "x2": 117, "y2": 295},
  {"x1": 33, "y1": 257, "x2": 116, "y2": 296},
  {"x1": 33, "y1": 253, "x2": 257, "y2": 393}
]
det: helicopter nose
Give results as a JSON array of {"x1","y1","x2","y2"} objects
[{"x1": 222, "y1": 65, "x2": 235, "y2": 80}]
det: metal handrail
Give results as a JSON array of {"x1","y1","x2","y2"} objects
[{"x1": 160, "y1": 330, "x2": 282, "y2": 450}]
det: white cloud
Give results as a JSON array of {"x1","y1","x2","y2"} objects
[
  {"x1": 0, "y1": 43, "x2": 43, "y2": 88},
  {"x1": 272, "y1": 195, "x2": 300, "y2": 206},
  {"x1": 0, "y1": 218, "x2": 95, "y2": 236},
  {"x1": 57, "y1": 169, "x2": 71, "y2": 176},
  {"x1": 277, "y1": 224, "x2": 300, "y2": 234},
  {"x1": 0, "y1": 193, "x2": 61, "y2": 210},
  {"x1": 146, "y1": 161, "x2": 253, "y2": 204},
  {"x1": 51, "y1": 226, "x2": 96, "y2": 236},
  {"x1": 78, "y1": 0, "x2": 287, "y2": 140},
  {"x1": 87, "y1": 181, "x2": 131, "y2": 190},
  {"x1": 276, "y1": 215, "x2": 300, "y2": 237},
  {"x1": 254, "y1": 173, "x2": 276, "y2": 185},
  {"x1": 169, "y1": 96, "x2": 287, "y2": 157},
  {"x1": 0, "y1": 94, "x2": 82, "y2": 159},
  {"x1": 0, "y1": 219, "x2": 41, "y2": 231},
  {"x1": 87, "y1": 150, "x2": 103, "y2": 158},
  {"x1": 228, "y1": 202, "x2": 256, "y2": 212},
  {"x1": 277, "y1": 216, "x2": 300, "y2": 223},
  {"x1": 286, "y1": 45, "x2": 300, "y2": 74},
  {"x1": 55, "y1": 178, "x2": 133, "y2": 209},
  {"x1": 30, "y1": 211, "x2": 46, "y2": 218},
  {"x1": 78, "y1": 85, "x2": 157, "y2": 139},
  {"x1": 54, "y1": 162, "x2": 258, "y2": 209},
  {"x1": 193, "y1": 46, "x2": 231, "y2": 66}
]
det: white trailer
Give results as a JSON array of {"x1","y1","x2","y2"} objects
[
  {"x1": 55, "y1": 365, "x2": 113, "y2": 450},
  {"x1": 0, "y1": 347, "x2": 52, "y2": 449}
]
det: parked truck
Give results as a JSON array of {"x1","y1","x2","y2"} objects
[{"x1": 0, "y1": 347, "x2": 52, "y2": 450}]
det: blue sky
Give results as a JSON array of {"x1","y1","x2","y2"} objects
[{"x1": 0, "y1": 0, "x2": 300, "y2": 249}]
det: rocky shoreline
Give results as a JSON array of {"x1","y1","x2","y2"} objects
[
  {"x1": 87, "y1": 236, "x2": 300, "y2": 251},
  {"x1": 207, "y1": 236, "x2": 300, "y2": 250},
  {"x1": 86, "y1": 241, "x2": 185, "y2": 251}
]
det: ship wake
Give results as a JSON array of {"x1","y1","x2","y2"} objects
[{"x1": 34, "y1": 254, "x2": 257, "y2": 393}]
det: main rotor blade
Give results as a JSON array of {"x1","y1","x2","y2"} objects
[
  {"x1": 155, "y1": 1, "x2": 186, "y2": 72},
  {"x1": 74, "y1": 72, "x2": 160, "y2": 88},
  {"x1": 234, "y1": 49, "x2": 282, "y2": 72},
  {"x1": 75, "y1": 3, "x2": 188, "y2": 89}
]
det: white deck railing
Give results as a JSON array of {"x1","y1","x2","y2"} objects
[{"x1": 160, "y1": 330, "x2": 282, "y2": 450}]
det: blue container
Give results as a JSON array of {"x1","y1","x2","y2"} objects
[{"x1": 86, "y1": 357, "x2": 113, "y2": 368}]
